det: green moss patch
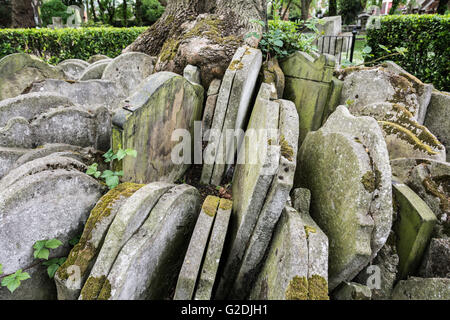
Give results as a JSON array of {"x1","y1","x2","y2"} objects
[
  {"x1": 285, "y1": 276, "x2": 308, "y2": 300},
  {"x1": 308, "y1": 275, "x2": 329, "y2": 300},
  {"x1": 202, "y1": 195, "x2": 220, "y2": 217}
]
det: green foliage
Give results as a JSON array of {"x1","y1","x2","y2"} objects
[
  {"x1": 87, "y1": 148, "x2": 137, "y2": 189},
  {"x1": 33, "y1": 239, "x2": 63, "y2": 260},
  {"x1": 0, "y1": 27, "x2": 147, "y2": 64},
  {"x1": 338, "y1": 0, "x2": 363, "y2": 24},
  {"x1": 43, "y1": 258, "x2": 67, "y2": 279},
  {"x1": 41, "y1": 0, "x2": 70, "y2": 27},
  {"x1": 247, "y1": 18, "x2": 320, "y2": 60},
  {"x1": 366, "y1": 14, "x2": 450, "y2": 91},
  {"x1": 141, "y1": 0, "x2": 165, "y2": 24},
  {"x1": 1, "y1": 270, "x2": 31, "y2": 293}
]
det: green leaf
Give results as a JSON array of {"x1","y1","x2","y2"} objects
[
  {"x1": 86, "y1": 163, "x2": 98, "y2": 175},
  {"x1": 1, "y1": 270, "x2": 30, "y2": 293},
  {"x1": 362, "y1": 46, "x2": 372, "y2": 54},
  {"x1": 105, "y1": 175, "x2": 120, "y2": 189},
  {"x1": 116, "y1": 149, "x2": 127, "y2": 161},
  {"x1": 0, "y1": 264, "x2": 2, "y2": 275},
  {"x1": 378, "y1": 44, "x2": 391, "y2": 53},
  {"x1": 94, "y1": 171, "x2": 101, "y2": 179},
  {"x1": 114, "y1": 171, "x2": 124, "y2": 177},
  {"x1": 101, "y1": 170, "x2": 114, "y2": 178},
  {"x1": 125, "y1": 149, "x2": 137, "y2": 158},
  {"x1": 33, "y1": 240, "x2": 49, "y2": 259},
  {"x1": 273, "y1": 39, "x2": 283, "y2": 47},
  {"x1": 46, "y1": 264, "x2": 60, "y2": 279},
  {"x1": 45, "y1": 239, "x2": 63, "y2": 249}
]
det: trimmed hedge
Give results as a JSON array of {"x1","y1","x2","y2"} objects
[
  {"x1": 0, "y1": 27, "x2": 147, "y2": 64},
  {"x1": 367, "y1": 14, "x2": 450, "y2": 92}
]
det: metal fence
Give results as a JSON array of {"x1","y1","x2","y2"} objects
[{"x1": 317, "y1": 28, "x2": 358, "y2": 64}]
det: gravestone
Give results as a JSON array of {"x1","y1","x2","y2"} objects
[
  {"x1": 424, "y1": 90, "x2": 450, "y2": 161},
  {"x1": 112, "y1": 72, "x2": 204, "y2": 184},
  {"x1": 392, "y1": 277, "x2": 450, "y2": 300},
  {"x1": 57, "y1": 59, "x2": 89, "y2": 80},
  {"x1": 419, "y1": 238, "x2": 450, "y2": 278},
  {"x1": 0, "y1": 147, "x2": 28, "y2": 179},
  {"x1": 202, "y1": 79, "x2": 221, "y2": 140},
  {"x1": 0, "y1": 169, "x2": 104, "y2": 300},
  {"x1": 79, "y1": 60, "x2": 111, "y2": 81},
  {"x1": 102, "y1": 52, "x2": 156, "y2": 97},
  {"x1": 280, "y1": 51, "x2": 342, "y2": 145},
  {"x1": 0, "y1": 53, "x2": 64, "y2": 100}
]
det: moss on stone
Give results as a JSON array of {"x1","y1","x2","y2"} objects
[
  {"x1": 98, "y1": 278, "x2": 112, "y2": 300},
  {"x1": 80, "y1": 275, "x2": 107, "y2": 300},
  {"x1": 304, "y1": 225, "x2": 317, "y2": 239},
  {"x1": 285, "y1": 276, "x2": 308, "y2": 300},
  {"x1": 202, "y1": 195, "x2": 220, "y2": 216},
  {"x1": 307, "y1": 275, "x2": 329, "y2": 300},
  {"x1": 219, "y1": 198, "x2": 233, "y2": 211},
  {"x1": 56, "y1": 182, "x2": 144, "y2": 280},
  {"x1": 183, "y1": 16, "x2": 241, "y2": 46},
  {"x1": 159, "y1": 38, "x2": 181, "y2": 62},
  {"x1": 280, "y1": 135, "x2": 294, "y2": 161},
  {"x1": 362, "y1": 171, "x2": 377, "y2": 193},
  {"x1": 422, "y1": 176, "x2": 449, "y2": 215},
  {"x1": 229, "y1": 60, "x2": 244, "y2": 71}
]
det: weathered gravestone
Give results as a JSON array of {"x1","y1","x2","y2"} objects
[
  {"x1": 0, "y1": 167, "x2": 104, "y2": 300},
  {"x1": 30, "y1": 79, "x2": 124, "y2": 110},
  {"x1": 0, "y1": 147, "x2": 28, "y2": 179},
  {"x1": 112, "y1": 72, "x2": 204, "y2": 184},
  {"x1": 419, "y1": 238, "x2": 450, "y2": 278},
  {"x1": 392, "y1": 180, "x2": 437, "y2": 279},
  {"x1": 87, "y1": 55, "x2": 110, "y2": 64},
  {"x1": 333, "y1": 282, "x2": 372, "y2": 300},
  {"x1": 102, "y1": 52, "x2": 156, "y2": 97},
  {"x1": 79, "y1": 182, "x2": 174, "y2": 300},
  {"x1": 280, "y1": 51, "x2": 343, "y2": 146},
  {"x1": 57, "y1": 59, "x2": 89, "y2": 80},
  {"x1": 424, "y1": 90, "x2": 450, "y2": 161},
  {"x1": 202, "y1": 79, "x2": 221, "y2": 140},
  {"x1": 0, "y1": 53, "x2": 64, "y2": 101},
  {"x1": 201, "y1": 46, "x2": 262, "y2": 186},
  {"x1": 81, "y1": 184, "x2": 201, "y2": 300},
  {"x1": 392, "y1": 277, "x2": 450, "y2": 300},
  {"x1": 249, "y1": 204, "x2": 329, "y2": 300},
  {"x1": 79, "y1": 60, "x2": 111, "y2": 81},
  {"x1": 296, "y1": 105, "x2": 394, "y2": 290},
  {"x1": 346, "y1": 102, "x2": 446, "y2": 161},
  {"x1": 194, "y1": 198, "x2": 232, "y2": 300},
  {"x1": 54, "y1": 182, "x2": 144, "y2": 300}
]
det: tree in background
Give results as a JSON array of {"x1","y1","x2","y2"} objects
[
  {"x1": 41, "y1": 0, "x2": 70, "y2": 26},
  {"x1": 0, "y1": 0, "x2": 12, "y2": 28},
  {"x1": 329, "y1": 0, "x2": 337, "y2": 15},
  {"x1": 12, "y1": 0, "x2": 36, "y2": 28},
  {"x1": 437, "y1": 0, "x2": 449, "y2": 14},
  {"x1": 141, "y1": 0, "x2": 165, "y2": 25},
  {"x1": 338, "y1": 0, "x2": 362, "y2": 24}
]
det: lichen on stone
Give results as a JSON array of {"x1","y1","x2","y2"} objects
[
  {"x1": 80, "y1": 275, "x2": 107, "y2": 300},
  {"x1": 98, "y1": 278, "x2": 112, "y2": 300},
  {"x1": 229, "y1": 60, "x2": 244, "y2": 71},
  {"x1": 285, "y1": 276, "x2": 308, "y2": 300},
  {"x1": 361, "y1": 170, "x2": 381, "y2": 193},
  {"x1": 219, "y1": 198, "x2": 233, "y2": 211},
  {"x1": 304, "y1": 225, "x2": 317, "y2": 239},
  {"x1": 280, "y1": 135, "x2": 294, "y2": 161},
  {"x1": 307, "y1": 275, "x2": 329, "y2": 300},
  {"x1": 202, "y1": 195, "x2": 220, "y2": 216},
  {"x1": 159, "y1": 39, "x2": 181, "y2": 62}
]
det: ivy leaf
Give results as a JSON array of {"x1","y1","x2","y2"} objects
[
  {"x1": 101, "y1": 170, "x2": 114, "y2": 178},
  {"x1": 45, "y1": 239, "x2": 62, "y2": 249},
  {"x1": 116, "y1": 149, "x2": 127, "y2": 160},
  {"x1": 86, "y1": 163, "x2": 98, "y2": 175},
  {"x1": 94, "y1": 171, "x2": 101, "y2": 179},
  {"x1": 362, "y1": 46, "x2": 372, "y2": 54},
  {"x1": 1, "y1": 269, "x2": 30, "y2": 293},
  {"x1": 105, "y1": 175, "x2": 120, "y2": 189},
  {"x1": 33, "y1": 240, "x2": 49, "y2": 260},
  {"x1": 125, "y1": 149, "x2": 137, "y2": 158},
  {"x1": 115, "y1": 171, "x2": 124, "y2": 177}
]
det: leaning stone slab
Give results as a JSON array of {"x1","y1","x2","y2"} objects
[
  {"x1": 174, "y1": 196, "x2": 220, "y2": 300},
  {"x1": 348, "y1": 102, "x2": 446, "y2": 161},
  {"x1": 0, "y1": 169, "x2": 104, "y2": 300},
  {"x1": 0, "y1": 147, "x2": 28, "y2": 179},
  {"x1": 0, "y1": 53, "x2": 64, "y2": 100},
  {"x1": 57, "y1": 60, "x2": 88, "y2": 80},
  {"x1": 112, "y1": 72, "x2": 203, "y2": 184},
  {"x1": 215, "y1": 83, "x2": 280, "y2": 299},
  {"x1": 317, "y1": 105, "x2": 393, "y2": 258},
  {"x1": 280, "y1": 52, "x2": 339, "y2": 146},
  {"x1": 0, "y1": 92, "x2": 73, "y2": 127},
  {"x1": 419, "y1": 238, "x2": 450, "y2": 278},
  {"x1": 424, "y1": 90, "x2": 450, "y2": 161},
  {"x1": 209, "y1": 46, "x2": 262, "y2": 185},
  {"x1": 333, "y1": 282, "x2": 372, "y2": 300},
  {"x1": 79, "y1": 182, "x2": 174, "y2": 300},
  {"x1": 88, "y1": 55, "x2": 110, "y2": 64},
  {"x1": 30, "y1": 79, "x2": 124, "y2": 110},
  {"x1": 392, "y1": 277, "x2": 450, "y2": 300},
  {"x1": 55, "y1": 182, "x2": 143, "y2": 300},
  {"x1": 392, "y1": 180, "x2": 437, "y2": 279},
  {"x1": 229, "y1": 99, "x2": 299, "y2": 299},
  {"x1": 102, "y1": 52, "x2": 156, "y2": 97},
  {"x1": 93, "y1": 184, "x2": 201, "y2": 300},
  {"x1": 79, "y1": 60, "x2": 110, "y2": 81},
  {"x1": 296, "y1": 127, "x2": 375, "y2": 290},
  {"x1": 194, "y1": 198, "x2": 232, "y2": 300},
  {"x1": 0, "y1": 154, "x2": 87, "y2": 192},
  {"x1": 183, "y1": 64, "x2": 201, "y2": 85}
]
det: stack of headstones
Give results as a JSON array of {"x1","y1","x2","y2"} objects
[
  {"x1": 173, "y1": 196, "x2": 233, "y2": 300},
  {"x1": 0, "y1": 148, "x2": 106, "y2": 299},
  {"x1": 250, "y1": 188, "x2": 329, "y2": 300},
  {"x1": 215, "y1": 82, "x2": 300, "y2": 299},
  {"x1": 201, "y1": 46, "x2": 263, "y2": 186},
  {"x1": 55, "y1": 182, "x2": 201, "y2": 300}
]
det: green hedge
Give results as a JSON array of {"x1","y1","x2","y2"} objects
[
  {"x1": 367, "y1": 14, "x2": 450, "y2": 92},
  {"x1": 0, "y1": 27, "x2": 147, "y2": 64}
]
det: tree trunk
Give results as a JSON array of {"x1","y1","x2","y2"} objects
[
  {"x1": 90, "y1": 0, "x2": 97, "y2": 21},
  {"x1": 11, "y1": 0, "x2": 36, "y2": 28},
  {"x1": 135, "y1": 0, "x2": 142, "y2": 26},
  {"x1": 329, "y1": 0, "x2": 337, "y2": 16},
  {"x1": 300, "y1": 0, "x2": 311, "y2": 21},
  {"x1": 125, "y1": 0, "x2": 266, "y2": 87},
  {"x1": 123, "y1": 0, "x2": 128, "y2": 27}
]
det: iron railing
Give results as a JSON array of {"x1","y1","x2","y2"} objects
[{"x1": 317, "y1": 28, "x2": 358, "y2": 64}]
